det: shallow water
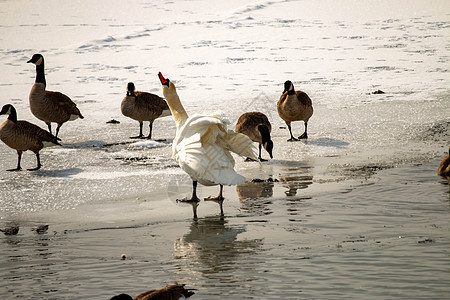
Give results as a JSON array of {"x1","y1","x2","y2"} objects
[
  {"x1": 0, "y1": 0, "x2": 449, "y2": 298},
  {"x1": 0, "y1": 159, "x2": 448, "y2": 299}
]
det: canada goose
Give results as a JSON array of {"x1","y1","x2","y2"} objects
[
  {"x1": 158, "y1": 72, "x2": 257, "y2": 218},
  {"x1": 438, "y1": 149, "x2": 450, "y2": 178},
  {"x1": 110, "y1": 284, "x2": 195, "y2": 300},
  {"x1": 235, "y1": 112, "x2": 273, "y2": 161},
  {"x1": 277, "y1": 80, "x2": 313, "y2": 141},
  {"x1": 0, "y1": 104, "x2": 61, "y2": 171},
  {"x1": 27, "y1": 53, "x2": 84, "y2": 137},
  {"x1": 121, "y1": 82, "x2": 171, "y2": 139}
]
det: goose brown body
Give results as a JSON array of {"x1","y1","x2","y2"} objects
[
  {"x1": 0, "y1": 104, "x2": 61, "y2": 171},
  {"x1": 27, "y1": 53, "x2": 83, "y2": 137},
  {"x1": 235, "y1": 112, "x2": 273, "y2": 160},
  {"x1": 121, "y1": 82, "x2": 170, "y2": 139},
  {"x1": 277, "y1": 80, "x2": 313, "y2": 141},
  {"x1": 235, "y1": 112, "x2": 271, "y2": 144},
  {"x1": 111, "y1": 284, "x2": 195, "y2": 300},
  {"x1": 30, "y1": 83, "x2": 83, "y2": 124}
]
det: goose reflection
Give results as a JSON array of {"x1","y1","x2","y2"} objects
[
  {"x1": 236, "y1": 181, "x2": 274, "y2": 216},
  {"x1": 174, "y1": 216, "x2": 262, "y2": 275}
]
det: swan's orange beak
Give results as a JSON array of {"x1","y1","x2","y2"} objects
[{"x1": 158, "y1": 72, "x2": 170, "y2": 86}]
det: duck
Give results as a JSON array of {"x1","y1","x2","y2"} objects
[
  {"x1": 110, "y1": 284, "x2": 195, "y2": 300},
  {"x1": 438, "y1": 149, "x2": 450, "y2": 178},
  {"x1": 277, "y1": 80, "x2": 313, "y2": 141},
  {"x1": 121, "y1": 82, "x2": 171, "y2": 139},
  {"x1": 0, "y1": 104, "x2": 61, "y2": 171},
  {"x1": 235, "y1": 112, "x2": 273, "y2": 161},
  {"x1": 27, "y1": 53, "x2": 84, "y2": 137},
  {"x1": 158, "y1": 72, "x2": 257, "y2": 218}
]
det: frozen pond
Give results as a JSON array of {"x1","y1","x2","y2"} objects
[{"x1": 0, "y1": 0, "x2": 449, "y2": 298}]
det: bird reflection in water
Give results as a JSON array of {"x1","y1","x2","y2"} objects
[
  {"x1": 236, "y1": 181, "x2": 274, "y2": 216},
  {"x1": 174, "y1": 215, "x2": 262, "y2": 275}
]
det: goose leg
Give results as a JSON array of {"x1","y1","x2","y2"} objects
[
  {"x1": 286, "y1": 122, "x2": 298, "y2": 142},
  {"x1": 55, "y1": 123, "x2": 63, "y2": 138},
  {"x1": 28, "y1": 152, "x2": 42, "y2": 171},
  {"x1": 7, "y1": 151, "x2": 22, "y2": 171},
  {"x1": 298, "y1": 122, "x2": 308, "y2": 139},
  {"x1": 46, "y1": 122, "x2": 52, "y2": 135},
  {"x1": 258, "y1": 144, "x2": 267, "y2": 161},
  {"x1": 130, "y1": 122, "x2": 144, "y2": 139},
  {"x1": 204, "y1": 184, "x2": 225, "y2": 216},
  {"x1": 146, "y1": 122, "x2": 153, "y2": 139}
]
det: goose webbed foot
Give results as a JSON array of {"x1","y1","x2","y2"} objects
[
  {"x1": 259, "y1": 157, "x2": 268, "y2": 162},
  {"x1": 287, "y1": 137, "x2": 299, "y2": 142},
  {"x1": 130, "y1": 135, "x2": 145, "y2": 139},
  {"x1": 27, "y1": 165, "x2": 42, "y2": 171},
  {"x1": 298, "y1": 133, "x2": 308, "y2": 139},
  {"x1": 245, "y1": 157, "x2": 258, "y2": 162},
  {"x1": 7, "y1": 167, "x2": 22, "y2": 172}
]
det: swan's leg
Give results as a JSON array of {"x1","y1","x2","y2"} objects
[
  {"x1": 205, "y1": 185, "x2": 225, "y2": 216},
  {"x1": 177, "y1": 181, "x2": 201, "y2": 203},
  {"x1": 177, "y1": 181, "x2": 201, "y2": 219}
]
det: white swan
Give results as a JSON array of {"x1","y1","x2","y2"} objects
[{"x1": 158, "y1": 72, "x2": 257, "y2": 218}]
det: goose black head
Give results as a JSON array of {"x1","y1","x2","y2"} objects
[
  {"x1": 258, "y1": 125, "x2": 273, "y2": 159},
  {"x1": 264, "y1": 140, "x2": 274, "y2": 159},
  {"x1": 283, "y1": 80, "x2": 294, "y2": 94},
  {"x1": 0, "y1": 104, "x2": 14, "y2": 116},
  {"x1": 0, "y1": 104, "x2": 17, "y2": 122},
  {"x1": 158, "y1": 72, "x2": 170, "y2": 87},
  {"x1": 126, "y1": 82, "x2": 135, "y2": 96},
  {"x1": 27, "y1": 53, "x2": 44, "y2": 65}
]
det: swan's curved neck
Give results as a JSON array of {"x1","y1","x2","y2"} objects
[{"x1": 163, "y1": 84, "x2": 188, "y2": 128}]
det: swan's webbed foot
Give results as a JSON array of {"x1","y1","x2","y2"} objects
[{"x1": 177, "y1": 196, "x2": 200, "y2": 203}]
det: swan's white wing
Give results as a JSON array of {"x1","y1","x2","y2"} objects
[{"x1": 173, "y1": 114, "x2": 253, "y2": 186}]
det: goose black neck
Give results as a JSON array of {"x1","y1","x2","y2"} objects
[
  {"x1": 35, "y1": 61, "x2": 46, "y2": 86},
  {"x1": 287, "y1": 85, "x2": 296, "y2": 95},
  {"x1": 258, "y1": 125, "x2": 271, "y2": 144}
]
